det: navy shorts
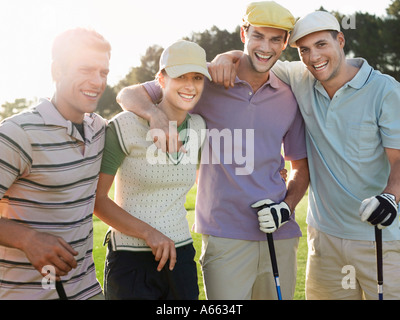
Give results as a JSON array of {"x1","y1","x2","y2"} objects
[{"x1": 104, "y1": 243, "x2": 199, "y2": 300}]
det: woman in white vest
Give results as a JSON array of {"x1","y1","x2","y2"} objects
[{"x1": 94, "y1": 40, "x2": 210, "y2": 299}]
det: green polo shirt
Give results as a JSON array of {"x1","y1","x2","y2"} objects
[{"x1": 273, "y1": 58, "x2": 400, "y2": 241}]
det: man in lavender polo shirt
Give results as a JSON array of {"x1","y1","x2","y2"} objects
[{"x1": 117, "y1": 1, "x2": 309, "y2": 300}]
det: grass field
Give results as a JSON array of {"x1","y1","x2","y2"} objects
[{"x1": 93, "y1": 184, "x2": 309, "y2": 300}]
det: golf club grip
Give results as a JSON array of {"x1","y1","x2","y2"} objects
[
  {"x1": 374, "y1": 227, "x2": 383, "y2": 300},
  {"x1": 266, "y1": 233, "x2": 279, "y2": 277},
  {"x1": 56, "y1": 280, "x2": 68, "y2": 300},
  {"x1": 375, "y1": 227, "x2": 383, "y2": 283}
]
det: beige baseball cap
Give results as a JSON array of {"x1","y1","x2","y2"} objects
[
  {"x1": 159, "y1": 40, "x2": 211, "y2": 80},
  {"x1": 242, "y1": 1, "x2": 295, "y2": 32},
  {"x1": 289, "y1": 11, "x2": 341, "y2": 47}
]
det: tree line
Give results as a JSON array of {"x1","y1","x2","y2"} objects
[{"x1": 1, "y1": 1, "x2": 399, "y2": 121}]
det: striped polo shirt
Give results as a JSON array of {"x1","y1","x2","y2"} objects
[{"x1": 0, "y1": 98, "x2": 105, "y2": 299}]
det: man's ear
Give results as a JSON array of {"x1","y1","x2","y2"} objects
[
  {"x1": 282, "y1": 32, "x2": 289, "y2": 50},
  {"x1": 240, "y1": 26, "x2": 246, "y2": 44},
  {"x1": 337, "y1": 32, "x2": 346, "y2": 49},
  {"x1": 51, "y1": 61, "x2": 62, "y2": 82}
]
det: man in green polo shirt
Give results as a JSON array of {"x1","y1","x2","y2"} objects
[{"x1": 210, "y1": 10, "x2": 400, "y2": 300}]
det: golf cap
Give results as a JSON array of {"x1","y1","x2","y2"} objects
[
  {"x1": 242, "y1": 1, "x2": 295, "y2": 32},
  {"x1": 289, "y1": 11, "x2": 341, "y2": 47},
  {"x1": 159, "y1": 40, "x2": 211, "y2": 81}
]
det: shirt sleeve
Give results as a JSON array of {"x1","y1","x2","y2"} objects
[
  {"x1": 143, "y1": 80, "x2": 162, "y2": 103},
  {"x1": 379, "y1": 82, "x2": 400, "y2": 149},
  {"x1": 282, "y1": 106, "x2": 307, "y2": 161},
  {"x1": 100, "y1": 121, "x2": 126, "y2": 175},
  {"x1": 272, "y1": 60, "x2": 307, "y2": 86},
  {"x1": 0, "y1": 121, "x2": 32, "y2": 198}
]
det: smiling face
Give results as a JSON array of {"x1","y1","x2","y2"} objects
[
  {"x1": 296, "y1": 30, "x2": 346, "y2": 84},
  {"x1": 241, "y1": 25, "x2": 288, "y2": 74},
  {"x1": 52, "y1": 48, "x2": 110, "y2": 123},
  {"x1": 157, "y1": 71, "x2": 205, "y2": 124}
]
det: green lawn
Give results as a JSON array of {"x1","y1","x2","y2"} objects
[{"x1": 93, "y1": 184, "x2": 308, "y2": 300}]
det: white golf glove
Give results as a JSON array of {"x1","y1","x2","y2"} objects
[
  {"x1": 359, "y1": 193, "x2": 398, "y2": 229},
  {"x1": 251, "y1": 199, "x2": 291, "y2": 233}
]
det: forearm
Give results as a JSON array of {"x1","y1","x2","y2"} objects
[
  {"x1": 116, "y1": 84, "x2": 158, "y2": 121},
  {"x1": 0, "y1": 218, "x2": 78, "y2": 277},
  {"x1": 212, "y1": 50, "x2": 243, "y2": 63},
  {"x1": 209, "y1": 50, "x2": 243, "y2": 88},
  {"x1": 94, "y1": 191, "x2": 156, "y2": 241},
  {"x1": 117, "y1": 84, "x2": 177, "y2": 152},
  {"x1": 359, "y1": 149, "x2": 400, "y2": 229},
  {"x1": 284, "y1": 158, "x2": 310, "y2": 212},
  {"x1": 382, "y1": 150, "x2": 400, "y2": 202},
  {"x1": 94, "y1": 173, "x2": 176, "y2": 270},
  {"x1": 0, "y1": 218, "x2": 36, "y2": 251},
  {"x1": 252, "y1": 159, "x2": 309, "y2": 233}
]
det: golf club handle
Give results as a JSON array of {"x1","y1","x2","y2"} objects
[
  {"x1": 375, "y1": 227, "x2": 383, "y2": 283},
  {"x1": 56, "y1": 280, "x2": 68, "y2": 300},
  {"x1": 374, "y1": 226, "x2": 383, "y2": 300},
  {"x1": 266, "y1": 233, "x2": 279, "y2": 277}
]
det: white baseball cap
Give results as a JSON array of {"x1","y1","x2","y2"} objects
[
  {"x1": 289, "y1": 11, "x2": 341, "y2": 47},
  {"x1": 159, "y1": 40, "x2": 212, "y2": 80}
]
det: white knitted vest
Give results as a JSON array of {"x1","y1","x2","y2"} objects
[{"x1": 107, "y1": 111, "x2": 206, "y2": 251}]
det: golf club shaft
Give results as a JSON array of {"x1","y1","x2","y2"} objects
[
  {"x1": 56, "y1": 280, "x2": 68, "y2": 300},
  {"x1": 266, "y1": 233, "x2": 282, "y2": 300},
  {"x1": 374, "y1": 226, "x2": 383, "y2": 300}
]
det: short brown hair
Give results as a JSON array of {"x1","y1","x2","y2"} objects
[
  {"x1": 329, "y1": 30, "x2": 339, "y2": 40},
  {"x1": 52, "y1": 28, "x2": 111, "y2": 67},
  {"x1": 241, "y1": 22, "x2": 289, "y2": 42}
]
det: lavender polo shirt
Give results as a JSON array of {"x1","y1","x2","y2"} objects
[{"x1": 144, "y1": 71, "x2": 306, "y2": 240}]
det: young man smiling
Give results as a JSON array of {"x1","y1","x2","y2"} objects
[
  {"x1": 117, "y1": 1, "x2": 309, "y2": 300},
  {"x1": 240, "y1": 20, "x2": 288, "y2": 76},
  {"x1": 211, "y1": 10, "x2": 400, "y2": 300},
  {"x1": 284, "y1": 11, "x2": 400, "y2": 300},
  {"x1": 0, "y1": 28, "x2": 110, "y2": 299}
]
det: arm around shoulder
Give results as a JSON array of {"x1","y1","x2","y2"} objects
[
  {"x1": 116, "y1": 83, "x2": 179, "y2": 153},
  {"x1": 209, "y1": 50, "x2": 243, "y2": 88},
  {"x1": 117, "y1": 83, "x2": 158, "y2": 121},
  {"x1": 271, "y1": 60, "x2": 306, "y2": 86}
]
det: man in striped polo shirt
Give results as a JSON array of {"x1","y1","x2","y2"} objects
[{"x1": 0, "y1": 28, "x2": 110, "y2": 299}]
